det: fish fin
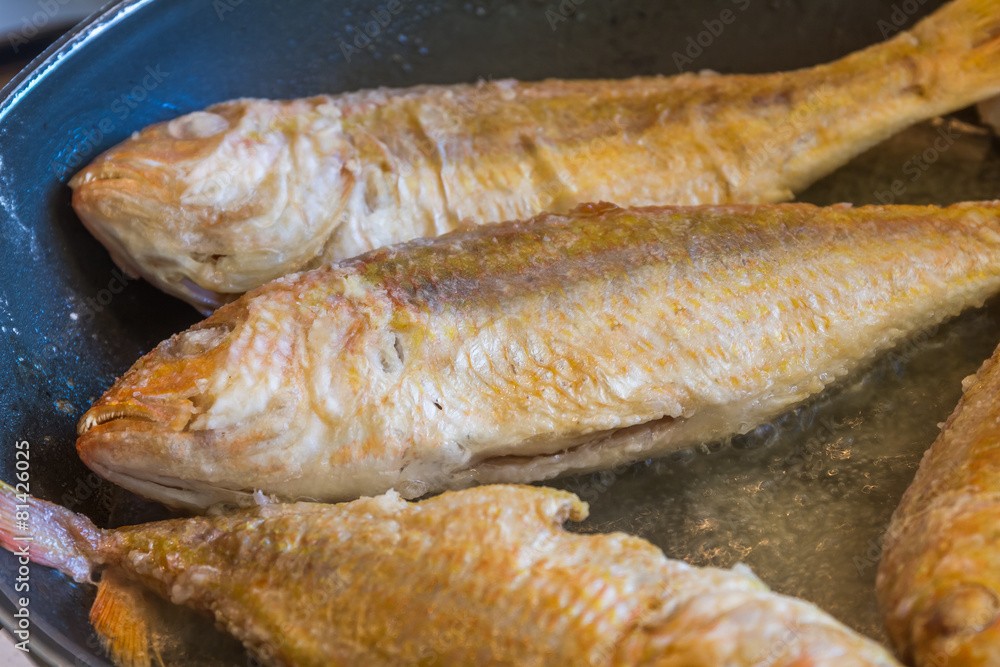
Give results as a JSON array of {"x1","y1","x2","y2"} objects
[
  {"x1": 90, "y1": 570, "x2": 160, "y2": 667},
  {"x1": 911, "y1": 0, "x2": 1000, "y2": 105},
  {"x1": 0, "y1": 479, "x2": 101, "y2": 582},
  {"x1": 92, "y1": 568, "x2": 251, "y2": 666}
]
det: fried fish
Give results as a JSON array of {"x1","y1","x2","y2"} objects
[
  {"x1": 876, "y1": 342, "x2": 1000, "y2": 666},
  {"x1": 0, "y1": 482, "x2": 900, "y2": 666},
  {"x1": 69, "y1": 0, "x2": 1000, "y2": 311},
  {"x1": 76, "y1": 201, "x2": 1000, "y2": 510}
]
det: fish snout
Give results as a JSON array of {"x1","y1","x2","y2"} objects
[{"x1": 77, "y1": 319, "x2": 238, "y2": 438}]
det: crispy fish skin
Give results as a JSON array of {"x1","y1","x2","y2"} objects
[
  {"x1": 0, "y1": 483, "x2": 901, "y2": 666},
  {"x1": 876, "y1": 346, "x2": 1000, "y2": 666},
  {"x1": 76, "y1": 201, "x2": 1000, "y2": 510},
  {"x1": 69, "y1": 0, "x2": 1000, "y2": 310}
]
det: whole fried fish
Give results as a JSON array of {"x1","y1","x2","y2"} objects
[
  {"x1": 76, "y1": 201, "x2": 1000, "y2": 510},
  {"x1": 877, "y1": 344, "x2": 1000, "y2": 666},
  {"x1": 70, "y1": 0, "x2": 1000, "y2": 311},
  {"x1": 0, "y1": 482, "x2": 900, "y2": 666}
]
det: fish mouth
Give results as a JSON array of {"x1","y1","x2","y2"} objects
[
  {"x1": 77, "y1": 405, "x2": 159, "y2": 434},
  {"x1": 71, "y1": 165, "x2": 238, "y2": 314},
  {"x1": 77, "y1": 212, "x2": 237, "y2": 315},
  {"x1": 77, "y1": 417, "x2": 256, "y2": 511},
  {"x1": 69, "y1": 162, "x2": 157, "y2": 190},
  {"x1": 77, "y1": 399, "x2": 193, "y2": 436}
]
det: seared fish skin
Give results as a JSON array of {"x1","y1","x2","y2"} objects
[
  {"x1": 70, "y1": 0, "x2": 1000, "y2": 311},
  {"x1": 0, "y1": 483, "x2": 901, "y2": 666},
  {"x1": 877, "y1": 345, "x2": 1000, "y2": 666},
  {"x1": 77, "y1": 201, "x2": 1000, "y2": 510}
]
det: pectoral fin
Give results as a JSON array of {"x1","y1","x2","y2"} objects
[{"x1": 89, "y1": 569, "x2": 158, "y2": 667}]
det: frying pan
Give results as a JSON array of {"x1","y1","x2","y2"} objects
[{"x1": 4, "y1": 0, "x2": 993, "y2": 663}]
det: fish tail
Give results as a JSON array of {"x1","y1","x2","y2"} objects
[
  {"x1": 0, "y1": 480, "x2": 152, "y2": 664},
  {"x1": 0, "y1": 479, "x2": 101, "y2": 583},
  {"x1": 909, "y1": 0, "x2": 1000, "y2": 105}
]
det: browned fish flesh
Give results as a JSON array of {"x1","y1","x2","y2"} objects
[
  {"x1": 69, "y1": 0, "x2": 1000, "y2": 311},
  {"x1": 75, "y1": 201, "x2": 1000, "y2": 510},
  {"x1": 877, "y1": 342, "x2": 1000, "y2": 666},
  {"x1": 0, "y1": 482, "x2": 902, "y2": 666}
]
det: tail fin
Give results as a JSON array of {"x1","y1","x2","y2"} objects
[
  {"x1": 0, "y1": 479, "x2": 101, "y2": 583},
  {"x1": 909, "y1": 0, "x2": 1000, "y2": 106}
]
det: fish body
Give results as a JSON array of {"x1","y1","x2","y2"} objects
[
  {"x1": 69, "y1": 0, "x2": 1000, "y2": 310},
  {"x1": 877, "y1": 344, "x2": 1000, "y2": 666},
  {"x1": 0, "y1": 482, "x2": 900, "y2": 666},
  {"x1": 77, "y1": 201, "x2": 1000, "y2": 510}
]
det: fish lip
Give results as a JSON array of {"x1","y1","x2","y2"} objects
[
  {"x1": 77, "y1": 399, "x2": 193, "y2": 436},
  {"x1": 75, "y1": 421, "x2": 243, "y2": 511},
  {"x1": 69, "y1": 162, "x2": 163, "y2": 194},
  {"x1": 76, "y1": 410, "x2": 259, "y2": 511},
  {"x1": 77, "y1": 412, "x2": 160, "y2": 436}
]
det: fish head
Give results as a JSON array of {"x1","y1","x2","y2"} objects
[
  {"x1": 69, "y1": 99, "x2": 352, "y2": 313},
  {"x1": 75, "y1": 289, "x2": 317, "y2": 510}
]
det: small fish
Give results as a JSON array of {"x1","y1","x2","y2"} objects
[
  {"x1": 0, "y1": 482, "x2": 900, "y2": 666},
  {"x1": 877, "y1": 343, "x2": 1000, "y2": 666},
  {"x1": 70, "y1": 0, "x2": 1000, "y2": 311},
  {"x1": 76, "y1": 201, "x2": 1000, "y2": 510}
]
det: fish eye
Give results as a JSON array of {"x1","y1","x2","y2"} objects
[
  {"x1": 162, "y1": 324, "x2": 232, "y2": 358},
  {"x1": 168, "y1": 111, "x2": 230, "y2": 140}
]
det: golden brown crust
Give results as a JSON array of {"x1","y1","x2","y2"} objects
[
  {"x1": 87, "y1": 485, "x2": 899, "y2": 666},
  {"x1": 69, "y1": 0, "x2": 1000, "y2": 309},
  {"x1": 877, "y1": 345, "x2": 1000, "y2": 666},
  {"x1": 76, "y1": 201, "x2": 1000, "y2": 509}
]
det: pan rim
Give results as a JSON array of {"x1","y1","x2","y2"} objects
[
  {"x1": 0, "y1": 4, "x2": 156, "y2": 664},
  {"x1": 0, "y1": 0, "x2": 153, "y2": 125}
]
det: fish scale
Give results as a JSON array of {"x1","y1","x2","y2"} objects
[
  {"x1": 68, "y1": 0, "x2": 1000, "y2": 311},
  {"x1": 73, "y1": 200, "x2": 1000, "y2": 510}
]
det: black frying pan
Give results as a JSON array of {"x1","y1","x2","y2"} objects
[{"x1": 2, "y1": 0, "x2": 982, "y2": 664}]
